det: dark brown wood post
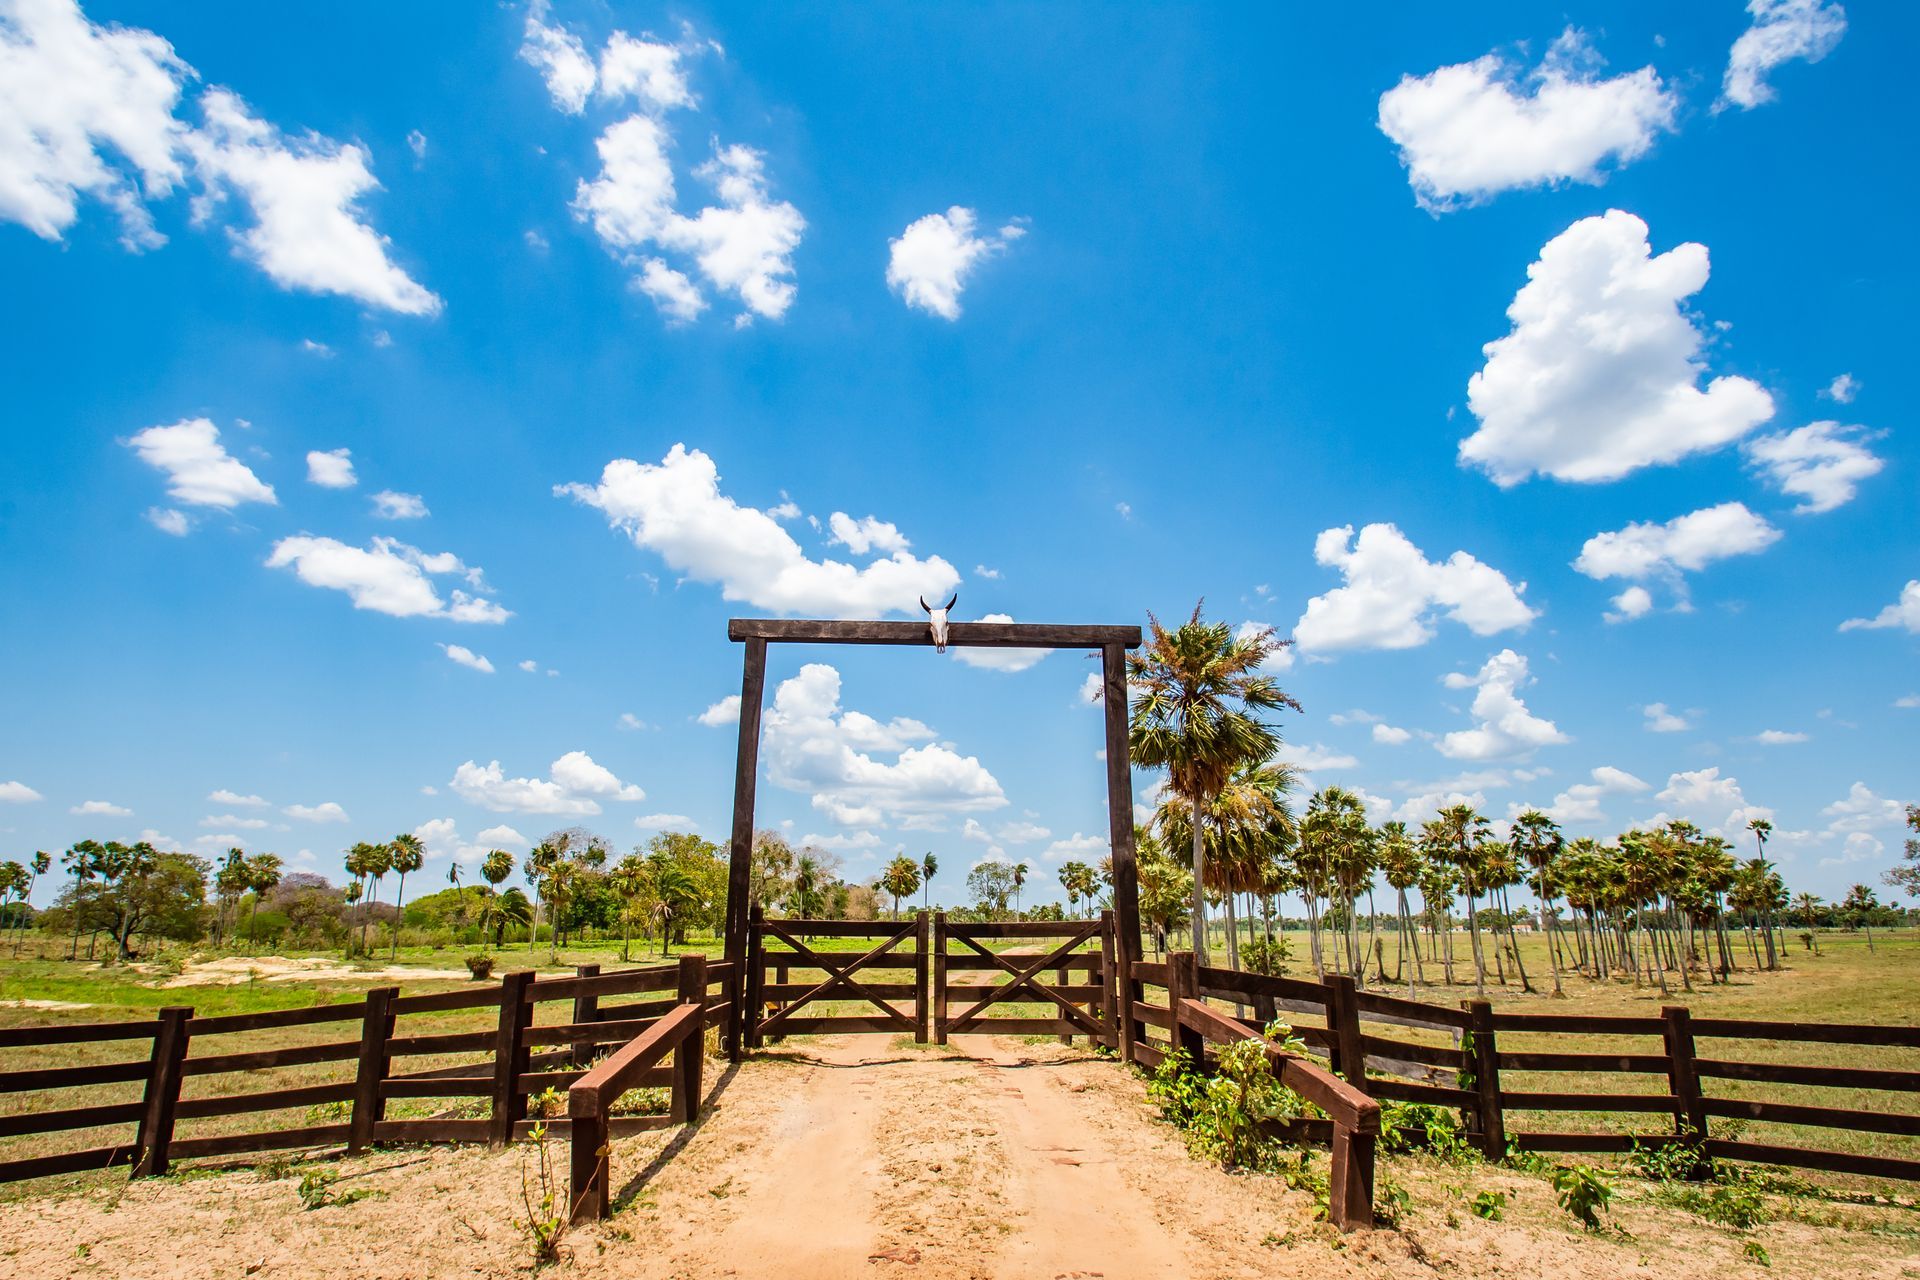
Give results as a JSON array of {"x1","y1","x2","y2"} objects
[
  {"x1": 570, "y1": 963, "x2": 600, "y2": 1068},
  {"x1": 1098, "y1": 910, "x2": 1119, "y2": 1052},
  {"x1": 1329, "y1": 1125, "x2": 1377, "y2": 1231},
  {"x1": 1058, "y1": 952, "x2": 1074, "y2": 1046},
  {"x1": 1324, "y1": 974, "x2": 1367, "y2": 1090},
  {"x1": 347, "y1": 987, "x2": 398, "y2": 1154},
  {"x1": 722, "y1": 636, "x2": 769, "y2": 1062},
  {"x1": 131, "y1": 1005, "x2": 191, "y2": 1177},
  {"x1": 1100, "y1": 642, "x2": 1142, "y2": 1056},
  {"x1": 914, "y1": 910, "x2": 931, "y2": 1044},
  {"x1": 568, "y1": 1086, "x2": 608, "y2": 1223},
  {"x1": 1168, "y1": 950, "x2": 1206, "y2": 1071},
  {"x1": 932, "y1": 911, "x2": 949, "y2": 1046},
  {"x1": 489, "y1": 971, "x2": 535, "y2": 1148},
  {"x1": 673, "y1": 955, "x2": 707, "y2": 1123},
  {"x1": 1662, "y1": 1004, "x2": 1711, "y2": 1179},
  {"x1": 744, "y1": 903, "x2": 766, "y2": 1050},
  {"x1": 1465, "y1": 998, "x2": 1504, "y2": 1159}
]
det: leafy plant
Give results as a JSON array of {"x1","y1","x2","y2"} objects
[
  {"x1": 1743, "y1": 1239, "x2": 1771, "y2": 1267},
  {"x1": 1374, "y1": 1177, "x2": 1412, "y2": 1226},
  {"x1": 1382, "y1": 1101, "x2": 1474, "y2": 1162},
  {"x1": 1241, "y1": 935, "x2": 1292, "y2": 976},
  {"x1": 1550, "y1": 1164, "x2": 1613, "y2": 1231},
  {"x1": 1470, "y1": 1189, "x2": 1507, "y2": 1220},
  {"x1": 516, "y1": 1088, "x2": 569, "y2": 1265},
  {"x1": 1630, "y1": 1136, "x2": 1708, "y2": 1183},
  {"x1": 1145, "y1": 1026, "x2": 1311, "y2": 1172},
  {"x1": 465, "y1": 954, "x2": 495, "y2": 980},
  {"x1": 297, "y1": 1170, "x2": 370, "y2": 1210},
  {"x1": 1282, "y1": 1149, "x2": 1330, "y2": 1221}
]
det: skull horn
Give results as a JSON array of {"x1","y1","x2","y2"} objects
[
  {"x1": 942, "y1": 593, "x2": 957, "y2": 611},
  {"x1": 919, "y1": 596, "x2": 931, "y2": 614}
]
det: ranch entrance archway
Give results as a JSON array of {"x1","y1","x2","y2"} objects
[{"x1": 719, "y1": 617, "x2": 1144, "y2": 1060}]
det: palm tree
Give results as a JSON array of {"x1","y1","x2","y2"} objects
[
  {"x1": 788, "y1": 854, "x2": 824, "y2": 919},
  {"x1": 387, "y1": 833, "x2": 424, "y2": 959},
  {"x1": 609, "y1": 855, "x2": 649, "y2": 961},
  {"x1": 1510, "y1": 809, "x2": 1564, "y2": 996},
  {"x1": 1011, "y1": 861, "x2": 1029, "y2": 917},
  {"x1": 526, "y1": 840, "x2": 561, "y2": 952},
  {"x1": 921, "y1": 852, "x2": 937, "y2": 911},
  {"x1": 1843, "y1": 883, "x2": 1880, "y2": 951},
  {"x1": 479, "y1": 887, "x2": 532, "y2": 949},
  {"x1": 1155, "y1": 757, "x2": 1296, "y2": 971},
  {"x1": 882, "y1": 855, "x2": 921, "y2": 920},
  {"x1": 482, "y1": 848, "x2": 514, "y2": 893},
  {"x1": 0, "y1": 863, "x2": 25, "y2": 942},
  {"x1": 1434, "y1": 805, "x2": 1494, "y2": 995},
  {"x1": 1378, "y1": 822, "x2": 1424, "y2": 994},
  {"x1": 214, "y1": 849, "x2": 249, "y2": 947},
  {"x1": 649, "y1": 861, "x2": 700, "y2": 956},
  {"x1": 244, "y1": 853, "x2": 282, "y2": 946},
  {"x1": 1796, "y1": 891, "x2": 1823, "y2": 954},
  {"x1": 446, "y1": 860, "x2": 466, "y2": 937},
  {"x1": 12, "y1": 852, "x2": 48, "y2": 958},
  {"x1": 1129, "y1": 605, "x2": 1296, "y2": 967},
  {"x1": 63, "y1": 840, "x2": 102, "y2": 961}
]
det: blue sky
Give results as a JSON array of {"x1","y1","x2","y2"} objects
[{"x1": 1, "y1": 0, "x2": 1913, "y2": 906}]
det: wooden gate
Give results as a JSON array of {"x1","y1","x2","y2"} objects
[
  {"x1": 934, "y1": 912, "x2": 1116, "y2": 1046},
  {"x1": 743, "y1": 907, "x2": 929, "y2": 1045}
]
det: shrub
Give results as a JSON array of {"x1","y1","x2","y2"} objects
[
  {"x1": 465, "y1": 954, "x2": 495, "y2": 981},
  {"x1": 516, "y1": 1089, "x2": 568, "y2": 1264},
  {"x1": 1382, "y1": 1101, "x2": 1473, "y2": 1162},
  {"x1": 1144, "y1": 1022, "x2": 1313, "y2": 1173},
  {"x1": 1470, "y1": 1189, "x2": 1507, "y2": 1221},
  {"x1": 1241, "y1": 935, "x2": 1293, "y2": 976},
  {"x1": 1550, "y1": 1164, "x2": 1613, "y2": 1231}
]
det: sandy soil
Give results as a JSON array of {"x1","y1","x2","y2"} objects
[
  {"x1": 4, "y1": 1036, "x2": 1918, "y2": 1280},
  {"x1": 0, "y1": 999, "x2": 93, "y2": 1010},
  {"x1": 156, "y1": 957, "x2": 551, "y2": 987}
]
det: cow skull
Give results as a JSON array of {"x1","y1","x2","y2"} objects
[{"x1": 919, "y1": 593, "x2": 958, "y2": 653}]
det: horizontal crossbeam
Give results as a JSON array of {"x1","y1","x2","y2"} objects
[{"x1": 728, "y1": 619, "x2": 1141, "y2": 649}]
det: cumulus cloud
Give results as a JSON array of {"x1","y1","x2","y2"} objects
[
  {"x1": 1532, "y1": 765, "x2": 1649, "y2": 825},
  {"x1": 306, "y1": 448, "x2": 356, "y2": 489},
  {"x1": 762, "y1": 663, "x2": 1006, "y2": 829},
  {"x1": 187, "y1": 88, "x2": 440, "y2": 314},
  {"x1": 1744, "y1": 422, "x2": 1884, "y2": 514},
  {"x1": 70, "y1": 799, "x2": 131, "y2": 816},
  {"x1": 1042, "y1": 832, "x2": 1107, "y2": 861},
  {"x1": 1462, "y1": 210, "x2": 1774, "y2": 486},
  {"x1": 209, "y1": 789, "x2": 268, "y2": 808},
  {"x1": 1293, "y1": 523, "x2": 1534, "y2": 652},
  {"x1": 1822, "y1": 781, "x2": 1903, "y2": 833},
  {"x1": 1839, "y1": 581, "x2": 1920, "y2": 635},
  {"x1": 1754, "y1": 729, "x2": 1808, "y2": 745},
  {"x1": 1372, "y1": 724, "x2": 1412, "y2": 746},
  {"x1": 1655, "y1": 767, "x2": 1771, "y2": 832},
  {"x1": 1378, "y1": 29, "x2": 1676, "y2": 211},
  {"x1": 1438, "y1": 649, "x2": 1568, "y2": 761},
  {"x1": 371, "y1": 490, "x2": 429, "y2": 519},
  {"x1": 519, "y1": 2, "x2": 598, "y2": 113},
  {"x1": 266, "y1": 535, "x2": 509, "y2": 623},
  {"x1": 439, "y1": 643, "x2": 494, "y2": 674},
  {"x1": 633, "y1": 812, "x2": 696, "y2": 831},
  {"x1": 698, "y1": 694, "x2": 741, "y2": 727},
  {"x1": 146, "y1": 507, "x2": 189, "y2": 536},
  {"x1": 558, "y1": 444, "x2": 960, "y2": 618},
  {"x1": 201, "y1": 812, "x2": 269, "y2": 830},
  {"x1": 950, "y1": 614, "x2": 1049, "y2": 672},
  {"x1": 450, "y1": 751, "x2": 645, "y2": 816},
  {"x1": 1822, "y1": 373, "x2": 1858, "y2": 404},
  {"x1": 0, "y1": 781, "x2": 43, "y2": 804},
  {"x1": 886, "y1": 207, "x2": 1024, "y2": 319},
  {"x1": 827, "y1": 513, "x2": 910, "y2": 557},
  {"x1": 1574, "y1": 504, "x2": 1781, "y2": 595},
  {"x1": 283, "y1": 801, "x2": 349, "y2": 824},
  {"x1": 1284, "y1": 744, "x2": 1361, "y2": 773},
  {"x1": 127, "y1": 418, "x2": 276, "y2": 510},
  {"x1": 475, "y1": 824, "x2": 526, "y2": 848},
  {"x1": 1605, "y1": 585, "x2": 1655, "y2": 624},
  {"x1": 1643, "y1": 702, "x2": 1692, "y2": 733},
  {"x1": 1720, "y1": 0, "x2": 1846, "y2": 111}
]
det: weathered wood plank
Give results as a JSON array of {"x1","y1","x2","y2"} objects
[
  {"x1": 1694, "y1": 1058, "x2": 1920, "y2": 1092},
  {"x1": 1706, "y1": 1138, "x2": 1920, "y2": 1182},
  {"x1": 1701, "y1": 1096, "x2": 1920, "y2": 1136},
  {"x1": 174, "y1": 1082, "x2": 356, "y2": 1119},
  {"x1": 167, "y1": 1124, "x2": 350, "y2": 1160},
  {"x1": 182, "y1": 1039, "x2": 361, "y2": 1077},
  {"x1": 727, "y1": 619, "x2": 1141, "y2": 648}
]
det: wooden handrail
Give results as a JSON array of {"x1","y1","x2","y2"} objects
[{"x1": 569, "y1": 1002, "x2": 701, "y2": 1115}]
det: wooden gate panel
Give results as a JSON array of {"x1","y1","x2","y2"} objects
[
  {"x1": 935, "y1": 913, "x2": 1115, "y2": 1044},
  {"x1": 749, "y1": 912, "x2": 928, "y2": 1042}
]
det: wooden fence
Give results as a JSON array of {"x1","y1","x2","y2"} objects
[{"x1": 0, "y1": 957, "x2": 734, "y2": 1184}]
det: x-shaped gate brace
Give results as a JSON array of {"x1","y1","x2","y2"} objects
[
  {"x1": 945, "y1": 923, "x2": 1106, "y2": 1037},
  {"x1": 757, "y1": 919, "x2": 919, "y2": 1037}
]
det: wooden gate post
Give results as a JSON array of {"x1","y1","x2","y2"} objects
[
  {"x1": 722, "y1": 637, "x2": 769, "y2": 1062},
  {"x1": 673, "y1": 955, "x2": 707, "y2": 1123},
  {"x1": 347, "y1": 987, "x2": 398, "y2": 1154},
  {"x1": 570, "y1": 964, "x2": 600, "y2": 1069},
  {"x1": 745, "y1": 904, "x2": 766, "y2": 1050},
  {"x1": 1100, "y1": 642, "x2": 1143, "y2": 1035},
  {"x1": 1167, "y1": 951, "x2": 1206, "y2": 1071},
  {"x1": 1464, "y1": 999, "x2": 1504, "y2": 1159},
  {"x1": 1663, "y1": 1004, "x2": 1711, "y2": 1179},
  {"x1": 932, "y1": 912, "x2": 949, "y2": 1046},
  {"x1": 1324, "y1": 974, "x2": 1366, "y2": 1091},
  {"x1": 131, "y1": 1006, "x2": 191, "y2": 1177},
  {"x1": 914, "y1": 910, "x2": 931, "y2": 1044},
  {"x1": 490, "y1": 971, "x2": 535, "y2": 1147},
  {"x1": 1098, "y1": 910, "x2": 1119, "y2": 1053}
]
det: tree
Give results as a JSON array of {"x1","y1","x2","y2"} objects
[
  {"x1": 478, "y1": 887, "x2": 533, "y2": 949},
  {"x1": 1436, "y1": 805, "x2": 1493, "y2": 995},
  {"x1": 1129, "y1": 605, "x2": 1297, "y2": 967},
  {"x1": 788, "y1": 854, "x2": 825, "y2": 919},
  {"x1": 881, "y1": 856, "x2": 922, "y2": 920},
  {"x1": 1510, "y1": 809, "x2": 1565, "y2": 997},
  {"x1": 213, "y1": 849, "x2": 249, "y2": 947},
  {"x1": 63, "y1": 840, "x2": 103, "y2": 960},
  {"x1": 921, "y1": 852, "x2": 938, "y2": 910},
  {"x1": 1843, "y1": 883, "x2": 1880, "y2": 951},
  {"x1": 609, "y1": 856, "x2": 649, "y2": 961},
  {"x1": 244, "y1": 853, "x2": 282, "y2": 947},
  {"x1": 12, "y1": 851, "x2": 48, "y2": 958},
  {"x1": 445, "y1": 859, "x2": 466, "y2": 936},
  {"x1": 1883, "y1": 805, "x2": 1920, "y2": 900},
  {"x1": 1011, "y1": 861, "x2": 1030, "y2": 916},
  {"x1": 388, "y1": 833, "x2": 424, "y2": 958},
  {"x1": 1796, "y1": 891, "x2": 1823, "y2": 953},
  {"x1": 967, "y1": 861, "x2": 1017, "y2": 917},
  {"x1": 0, "y1": 862, "x2": 26, "y2": 937},
  {"x1": 526, "y1": 839, "x2": 562, "y2": 952}
]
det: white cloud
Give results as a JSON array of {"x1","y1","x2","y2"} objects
[
  {"x1": 1751, "y1": 729, "x2": 1807, "y2": 745},
  {"x1": 266, "y1": 535, "x2": 509, "y2": 622},
  {"x1": 617, "y1": 712, "x2": 646, "y2": 731},
  {"x1": 827, "y1": 513, "x2": 910, "y2": 556},
  {"x1": 439, "y1": 643, "x2": 495, "y2": 674},
  {"x1": 886, "y1": 206, "x2": 1024, "y2": 319},
  {"x1": 1462, "y1": 210, "x2": 1775, "y2": 486},
  {"x1": 283, "y1": 801, "x2": 349, "y2": 824},
  {"x1": 1721, "y1": 0, "x2": 1846, "y2": 111},
  {"x1": 998, "y1": 821, "x2": 1052, "y2": 844},
  {"x1": 518, "y1": 659, "x2": 540, "y2": 674},
  {"x1": 406, "y1": 130, "x2": 426, "y2": 160},
  {"x1": 475, "y1": 824, "x2": 526, "y2": 848},
  {"x1": 1822, "y1": 782, "x2": 1903, "y2": 834},
  {"x1": 974, "y1": 565, "x2": 1001, "y2": 580},
  {"x1": 201, "y1": 812, "x2": 270, "y2": 830},
  {"x1": 698, "y1": 694, "x2": 742, "y2": 727},
  {"x1": 1840, "y1": 581, "x2": 1920, "y2": 636},
  {"x1": 139, "y1": 828, "x2": 181, "y2": 853},
  {"x1": 960, "y1": 818, "x2": 993, "y2": 843},
  {"x1": 1042, "y1": 832, "x2": 1107, "y2": 861},
  {"x1": 1895, "y1": 695, "x2": 1920, "y2": 710},
  {"x1": 762, "y1": 663, "x2": 1005, "y2": 828},
  {"x1": 1606, "y1": 585, "x2": 1655, "y2": 624},
  {"x1": 1293, "y1": 523, "x2": 1534, "y2": 652},
  {"x1": 1574, "y1": 503, "x2": 1780, "y2": 585},
  {"x1": 1284, "y1": 743, "x2": 1360, "y2": 773},
  {"x1": 559, "y1": 444, "x2": 960, "y2": 617},
  {"x1": 599, "y1": 32, "x2": 694, "y2": 113},
  {"x1": 1744, "y1": 422, "x2": 1883, "y2": 514},
  {"x1": 951, "y1": 614, "x2": 1049, "y2": 672},
  {"x1": 1438, "y1": 649, "x2": 1568, "y2": 761},
  {"x1": 798, "y1": 830, "x2": 884, "y2": 854},
  {"x1": 0, "y1": 0, "x2": 187, "y2": 247},
  {"x1": 306, "y1": 448, "x2": 356, "y2": 489},
  {"x1": 1233, "y1": 621, "x2": 1296, "y2": 673},
  {"x1": 449, "y1": 751, "x2": 644, "y2": 816},
  {"x1": 1394, "y1": 788, "x2": 1488, "y2": 825},
  {"x1": 371, "y1": 489, "x2": 429, "y2": 520},
  {"x1": 146, "y1": 507, "x2": 189, "y2": 536},
  {"x1": 1655, "y1": 767, "x2": 1771, "y2": 833},
  {"x1": 1643, "y1": 702, "x2": 1692, "y2": 733},
  {"x1": 573, "y1": 115, "x2": 805, "y2": 323},
  {"x1": 1078, "y1": 673, "x2": 1103, "y2": 707},
  {"x1": 69, "y1": 799, "x2": 130, "y2": 816},
  {"x1": 633, "y1": 812, "x2": 696, "y2": 831},
  {"x1": 1377, "y1": 29, "x2": 1677, "y2": 211},
  {"x1": 519, "y1": 1, "x2": 597, "y2": 113},
  {"x1": 187, "y1": 88, "x2": 440, "y2": 315},
  {"x1": 1819, "y1": 831, "x2": 1883, "y2": 869},
  {"x1": 1533, "y1": 764, "x2": 1648, "y2": 825},
  {"x1": 1821, "y1": 373, "x2": 1858, "y2": 404},
  {"x1": 127, "y1": 418, "x2": 276, "y2": 509},
  {"x1": 209, "y1": 789, "x2": 268, "y2": 808},
  {"x1": 1372, "y1": 724, "x2": 1412, "y2": 746},
  {"x1": 299, "y1": 338, "x2": 334, "y2": 358}
]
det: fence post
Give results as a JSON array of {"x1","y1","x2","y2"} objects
[
  {"x1": 1168, "y1": 950, "x2": 1206, "y2": 1071},
  {"x1": 1058, "y1": 948, "x2": 1074, "y2": 1046},
  {"x1": 570, "y1": 964, "x2": 600, "y2": 1069},
  {"x1": 914, "y1": 910, "x2": 931, "y2": 1044},
  {"x1": 131, "y1": 1006, "x2": 191, "y2": 1178},
  {"x1": 744, "y1": 904, "x2": 766, "y2": 1051},
  {"x1": 567, "y1": 1085, "x2": 608, "y2": 1223},
  {"x1": 1662, "y1": 1005, "x2": 1711, "y2": 1179},
  {"x1": 490, "y1": 971, "x2": 534, "y2": 1147},
  {"x1": 671, "y1": 954, "x2": 708, "y2": 1124},
  {"x1": 932, "y1": 912, "x2": 949, "y2": 1046},
  {"x1": 1098, "y1": 910, "x2": 1119, "y2": 1053},
  {"x1": 348, "y1": 987, "x2": 398, "y2": 1155},
  {"x1": 1324, "y1": 974, "x2": 1366, "y2": 1090},
  {"x1": 1465, "y1": 998, "x2": 1504, "y2": 1159},
  {"x1": 1328, "y1": 1122, "x2": 1378, "y2": 1231}
]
